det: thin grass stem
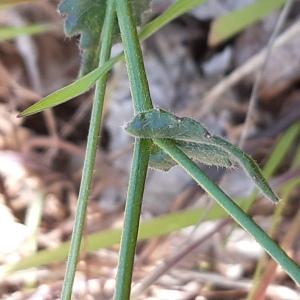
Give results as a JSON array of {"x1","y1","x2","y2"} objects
[{"x1": 60, "y1": 3, "x2": 116, "y2": 299}]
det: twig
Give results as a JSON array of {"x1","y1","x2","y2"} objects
[
  {"x1": 173, "y1": 269, "x2": 300, "y2": 299},
  {"x1": 8, "y1": 10, "x2": 60, "y2": 161},
  {"x1": 61, "y1": 98, "x2": 93, "y2": 138},
  {"x1": 131, "y1": 219, "x2": 230, "y2": 297},
  {"x1": 239, "y1": 0, "x2": 295, "y2": 148},
  {"x1": 23, "y1": 136, "x2": 85, "y2": 158},
  {"x1": 198, "y1": 21, "x2": 300, "y2": 118}
]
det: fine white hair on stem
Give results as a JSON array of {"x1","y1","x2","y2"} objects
[{"x1": 239, "y1": 0, "x2": 295, "y2": 149}]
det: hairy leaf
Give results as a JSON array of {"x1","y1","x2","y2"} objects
[
  {"x1": 125, "y1": 108, "x2": 279, "y2": 203},
  {"x1": 58, "y1": 0, "x2": 151, "y2": 74},
  {"x1": 149, "y1": 143, "x2": 176, "y2": 171},
  {"x1": 149, "y1": 142, "x2": 234, "y2": 171},
  {"x1": 125, "y1": 108, "x2": 212, "y2": 142},
  {"x1": 209, "y1": 136, "x2": 279, "y2": 203}
]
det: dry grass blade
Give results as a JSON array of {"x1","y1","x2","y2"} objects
[
  {"x1": 198, "y1": 21, "x2": 300, "y2": 118},
  {"x1": 239, "y1": 0, "x2": 295, "y2": 148},
  {"x1": 132, "y1": 219, "x2": 231, "y2": 297}
]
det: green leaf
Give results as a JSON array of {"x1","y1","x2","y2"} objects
[
  {"x1": 19, "y1": 0, "x2": 207, "y2": 117},
  {"x1": 209, "y1": 0, "x2": 286, "y2": 46},
  {"x1": 125, "y1": 108, "x2": 212, "y2": 142},
  {"x1": 18, "y1": 55, "x2": 121, "y2": 117},
  {"x1": 263, "y1": 123, "x2": 300, "y2": 178},
  {"x1": 0, "y1": 23, "x2": 56, "y2": 41},
  {"x1": 58, "y1": 0, "x2": 151, "y2": 74},
  {"x1": 0, "y1": 0, "x2": 38, "y2": 9},
  {"x1": 4, "y1": 205, "x2": 239, "y2": 274},
  {"x1": 210, "y1": 135, "x2": 279, "y2": 203},
  {"x1": 149, "y1": 141, "x2": 234, "y2": 171},
  {"x1": 125, "y1": 108, "x2": 279, "y2": 203}
]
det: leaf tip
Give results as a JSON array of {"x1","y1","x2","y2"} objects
[
  {"x1": 17, "y1": 109, "x2": 34, "y2": 118},
  {"x1": 273, "y1": 194, "x2": 281, "y2": 204}
]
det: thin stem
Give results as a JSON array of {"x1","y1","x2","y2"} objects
[
  {"x1": 116, "y1": 0, "x2": 153, "y2": 113},
  {"x1": 114, "y1": 0, "x2": 154, "y2": 299},
  {"x1": 60, "y1": 3, "x2": 116, "y2": 299},
  {"x1": 154, "y1": 138, "x2": 300, "y2": 284},
  {"x1": 114, "y1": 139, "x2": 150, "y2": 300}
]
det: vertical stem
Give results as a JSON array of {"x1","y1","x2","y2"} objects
[
  {"x1": 60, "y1": 3, "x2": 116, "y2": 299},
  {"x1": 114, "y1": 139, "x2": 150, "y2": 300},
  {"x1": 116, "y1": 0, "x2": 153, "y2": 113},
  {"x1": 114, "y1": 0, "x2": 154, "y2": 299}
]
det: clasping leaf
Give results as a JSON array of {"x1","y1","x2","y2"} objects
[{"x1": 125, "y1": 108, "x2": 279, "y2": 203}]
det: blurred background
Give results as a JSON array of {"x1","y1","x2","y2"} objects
[{"x1": 0, "y1": 0, "x2": 300, "y2": 299}]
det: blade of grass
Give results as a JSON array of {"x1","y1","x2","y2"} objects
[
  {"x1": 247, "y1": 143, "x2": 300, "y2": 300},
  {"x1": 0, "y1": 0, "x2": 36, "y2": 8},
  {"x1": 24, "y1": 191, "x2": 44, "y2": 253},
  {"x1": 154, "y1": 138, "x2": 300, "y2": 284},
  {"x1": 3, "y1": 204, "x2": 245, "y2": 275},
  {"x1": 0, "y1": 0, "x2": 36, "y2": 4},
  {"x1": 139, "y1": 0, "x2": 207, "y2": 41},
  {"x1": 209, "y1": 0, "x2": 287, "y2": 46},
  {"x1": 263, "y1": 123, "x2": 300, "y2": 178},
  {"x1": 0, "y1": 23, "x2": 56, "y2": 41},
  {"x1": 247, "y1": 176, "x2": 300, "y2": 300},
  {"x1": 19, "y1": 0, "x2": 207, "y2": 117},
  {"x1": 59, "y1": 3, "x2": 116, "y2": 299}
]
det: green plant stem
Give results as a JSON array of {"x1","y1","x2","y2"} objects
[
  {"x1": 114, "y1": 139, "x2": 150, "y2": 300},
  {"x1": 116, "y1": 2, "x2": 152, "y2": 112},
  {"x1": 0, "y1": 23, "x2": 55, "y2": 41},
  {"x1": 154, "y1": 138, "x2": 300, "y2": 284},
  {"x1": 114, "y1": 0, "x2": 154, "y2": 298},
  {"x1": 60, "y1": 3, "x2": 116, "y2": 299}
]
